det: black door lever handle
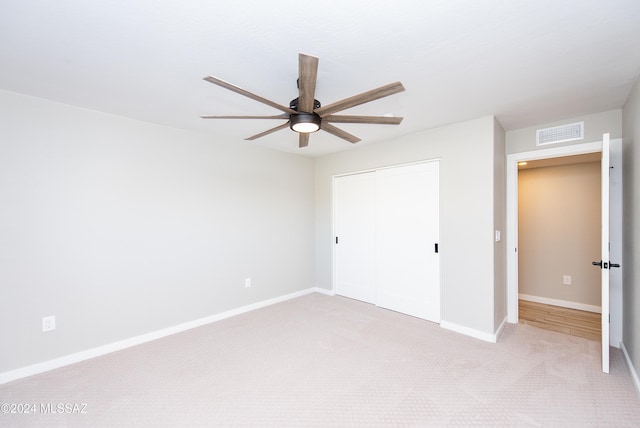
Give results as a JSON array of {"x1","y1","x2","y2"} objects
[
  {"x1": 610, "y1": 263, "x2": 620, "y2": 268},
  {"x1": 592, "y1": 261, "x2": 602, "y2": 267}
]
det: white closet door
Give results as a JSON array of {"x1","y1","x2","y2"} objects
[
  {"x1": 334, "y1": 172, "x2": 376, "y2": 304},
  {"x1": 376, "y1": 161, "x2": 440, "y2": 322}
]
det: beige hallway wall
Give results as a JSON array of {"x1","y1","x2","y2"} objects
[{"x1": 518, "y1": 161, "x2": 601, "y2": 308}]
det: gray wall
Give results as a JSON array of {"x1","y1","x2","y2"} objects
[
  {"x1": 518, "y1": 162, "x2": 601, "y2": 307},
  {"x1": 315, "y1": 116, "x2": 505, "y2": 336},
  {"x1": 0, "y1": 90, "x2": 316, "y2": 373},
  {"x1": 622, "y1": 77, "x2": 640, "y2": 380},
  {"x1": 506, "y1": 110, "x2": 622, "y2": 154},
  {"x1": 493, "y1": 118, "x2": 507, "y2": 328}
]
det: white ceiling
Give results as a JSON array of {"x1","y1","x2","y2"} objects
[{"x1": 2, "y1": 0, "x2": 639, "y2": 157}]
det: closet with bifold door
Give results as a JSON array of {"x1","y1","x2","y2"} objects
[{"x1": 333, "y1": 160, "x2": 441, "y2": 323}]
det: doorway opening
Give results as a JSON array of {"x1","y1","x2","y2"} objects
[
  {"x1": 516, "y1": 153, "x2": 602, "y2": 339},
  {"x1": 518, "y1": 152, "x2": 602, "y2": 318},
  {"x1": 506, "y1": 138, "x2": 622, "y2": 349}
]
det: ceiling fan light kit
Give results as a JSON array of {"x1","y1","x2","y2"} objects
[
  {"x1": 202, "y1": 53, "x2": 405, "y2": 148},
  {"x1": 289, "y1": 112, "x2": 321, "y2": 133}
]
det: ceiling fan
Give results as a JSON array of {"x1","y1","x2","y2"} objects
[{"x1": 201, "y1": 53, "x2": 405, "y2": 148}]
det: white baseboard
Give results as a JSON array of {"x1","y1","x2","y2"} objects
[
  {"x1": 313, "y1": 286, "x2": 335, "y2": 296},
  {"x1": 0, "y1": 287, "x2": 321, "y2": 385},
  {"x1": 440, "y1": 320, "x2": 498, "y2": 343},
  {"x1": 494, "y1": 316, "x2": 508, "y2": 342},
  {"x1": 519, "y1": 293, "x2": 601, "y2": 314},
  {"x1": 621, "y1": 341, "x2": 640, "y2": 398}
]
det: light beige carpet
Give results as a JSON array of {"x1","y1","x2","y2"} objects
[{"x1": 1, "y1": 293, "x2": 639, "y2": 427}]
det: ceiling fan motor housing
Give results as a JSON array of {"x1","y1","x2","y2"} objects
[{"x1": 289, "y1": 97, "x2": 321, "y2": 112}]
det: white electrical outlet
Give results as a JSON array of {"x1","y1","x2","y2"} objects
[
  {"x1": 245, "y1": 278, "x2": 251, "y2": 288},
  {"x1": 563, "y1": 275, "x2": 572, "y2": 285},
  {"x1": 42, "y1": 315, "x2": 56, "y2": 332}
]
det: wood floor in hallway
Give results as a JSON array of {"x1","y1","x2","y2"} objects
[{"x1": 518, "y1": 299, "x2": 601, "y2": 342}]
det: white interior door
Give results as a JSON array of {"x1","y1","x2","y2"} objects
[
  {"x1": 376, "y1": 161, "x2": 440, "y2": 322},
  {"x1": 599, "y1": 133, "x2": 611, "y2": 374},
  {"x1": 334, "y1": 172, "x2": 376, "y2": 304},
  {"x1": 609, "y1": 138, "x2": 623, "y2": 348}
]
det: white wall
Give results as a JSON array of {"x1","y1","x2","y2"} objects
[
  {"x1": 0, "y1": 90, "x2": 316, "y2": 373},
  {"x1": 622, "y1": 76, "x2": 640, "y2": 384},
  {"x1": 315, "y1": 116, "x2": 503, "y2": 337}
]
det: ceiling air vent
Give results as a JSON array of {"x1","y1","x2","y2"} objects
[{"x1": 536, "y1": 121, "x2": 584, "y2": 146}]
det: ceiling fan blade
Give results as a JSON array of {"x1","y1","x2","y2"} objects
[
  {"x1": 201, "y1": 114, "x2": 289, "y2": 119},
  {"x1": 323, "y1": 115, "x2": 403, "y2": 125},
  {"x1": 245, "y1": 122, "x2": 290, "y2": 141},
  {"x1": 314, "y1": 82, "x2": 405, "y2": 117},
  {"x1": 299, "y1": 133, "x2": 310, "y2": 148},
  {"x1": 204, "y1": 76, "x2": 297, "y2": 115},
  {"x1": 298, "y1": 53, "x2": 319, "y2": 112},
  {"x1": 321, "y1": 122, "x2": 361, "y2": 144}
]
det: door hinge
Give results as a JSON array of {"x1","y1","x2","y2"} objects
[
  {"x1": 335, "y1": 236, "x2": 338, "y2": 244},
  {"x1": 434, "y1": 243, "x2": 439, "y2": 253}
]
